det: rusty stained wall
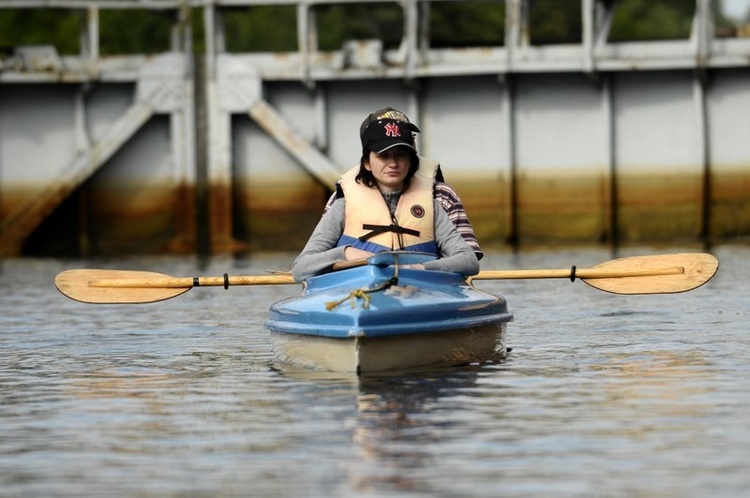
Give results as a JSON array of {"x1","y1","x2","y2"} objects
[
  {"x1": 705, "y1": 69, "x2": 750, "y2": 240},
  {"x1": 3, "y1": 72, "x2": 750, "y2": 256},
  {"x1": 232, "y1": 115, "x2": 331, "y2": 252},
  {"x1": 3, "y1": 0, "x2": 750, "y2": 257},
  {"x1": 0, "y1": 83, "x2": 194, "y2": 256},
  {"x1": 229, "y1": 68, "x2": 750, "y2": 253}
]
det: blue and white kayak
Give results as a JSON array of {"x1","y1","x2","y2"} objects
[{"x1": 265, "y1": 252, "x2": 513, "y2": 374}]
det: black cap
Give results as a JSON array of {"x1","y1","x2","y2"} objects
[{"x1": 359, "y1": 107, "x2": 420, "y2": 153}]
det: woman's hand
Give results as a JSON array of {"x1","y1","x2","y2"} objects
[{"x1": 344, "y1": 246, "x2": 374, "y2": 261}]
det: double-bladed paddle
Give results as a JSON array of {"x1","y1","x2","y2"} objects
[{"x1": 54, "y1": 252, "x2": 718, "y2": 304}]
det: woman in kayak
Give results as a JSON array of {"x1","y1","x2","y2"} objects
[
  {"x1": 319, "y1": 116, "x2": 484, "y2": 262},
  {"x1": 292, "y1": 107, "x2": 480, "y2": 282}
]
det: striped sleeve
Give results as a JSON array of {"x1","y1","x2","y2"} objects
[{"x1": 433, "y1": 182, "x2": 484, "y2": 260}]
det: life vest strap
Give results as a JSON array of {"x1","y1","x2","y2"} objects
[{"x1": 359, "y1": 223, "x2": 420, "y2": 242}]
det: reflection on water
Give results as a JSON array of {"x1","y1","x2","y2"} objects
[
  {"x1": 1, "y1": 246, "x2": 750, "y2": 497},
  {"x1": 350, "y1": 370, "x2": 483, "y2": 495}
]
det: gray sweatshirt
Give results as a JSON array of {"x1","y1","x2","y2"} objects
[{"x1": 292, "y1": 197, "x2": 479, "y2": 282}]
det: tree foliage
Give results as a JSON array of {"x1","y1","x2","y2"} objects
[
  {"x1": 0, "y1": 1, "x2": 745, "y2": 56},
  {"x1": 224, "y1": 6, "x2": 297, "y2": 53},
  {"x1": 0, "y1": 9, "x2": 80, "y2": 55},
  {"x1": 429, "y1": 2, "x2": 505, "y2": 47},
  {"x1": 610, "y1": 0, "x2": 695, "y2": 41}
]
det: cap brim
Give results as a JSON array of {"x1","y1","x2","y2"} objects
[{"x1": 372, "y1": 141, "x2": 416, "y2": 154}]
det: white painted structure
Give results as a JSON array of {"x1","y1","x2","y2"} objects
[{"x1": 1, "y1": 0, "x2": 749, "y2": 256}]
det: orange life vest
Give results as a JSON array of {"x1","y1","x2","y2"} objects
[{"x1": 336, "y1": 158, "x2": 439, "y2": 255}]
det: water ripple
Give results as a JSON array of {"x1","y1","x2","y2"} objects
[{"x1": 1, "y1": 247, "x2": 749, "y2": 497}]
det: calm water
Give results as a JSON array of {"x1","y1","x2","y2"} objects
[{"x1": 1, "y1": 246, "x2": 749, "y2": 497}]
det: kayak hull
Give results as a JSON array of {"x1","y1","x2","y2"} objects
[
  {"x1": 270, "y1": 322, "x2": 507, "y2": 374},
  {"x1": 266, "y1": 264, "x2": 513, "y2": 373}
]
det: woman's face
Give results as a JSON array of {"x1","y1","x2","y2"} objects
[{"x1": 365, "y1": 147, "x2": 412, "y2": 192}]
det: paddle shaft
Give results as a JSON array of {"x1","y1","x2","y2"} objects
[
  {"x1": 472, "y1": 265, "x2": 684, "y2": 281},
  {"x1": 55, "y1": 252, "x2": 717, "y2": 303},
  {"x1": 90, "y1": 266, "x2": 683, "y2": 288},
  {"x1": 89, "y1": 265, "x2": 689, "y2": 287},
  {"x1": 89, "y1": 274, "x2": 295, "y2": 289}
]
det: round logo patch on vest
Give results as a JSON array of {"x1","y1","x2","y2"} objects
[{"x1": 410, "y1": 204, "x2": 426, "y2": 218}]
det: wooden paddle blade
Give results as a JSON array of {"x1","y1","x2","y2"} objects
[
  {"x1": 581, "y1": 253, "x2": 719, "y2": 295},
  {"x1": 55, "y1": 269, "x2": 191, "y2": 304}
]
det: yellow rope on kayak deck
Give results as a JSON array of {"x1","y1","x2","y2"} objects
[
  {"x1": 326, "y1": 289, "x2": 372, "y2": 310},
  {"x1": 325, "y1": 276, "x2": 399, "y2": 311}
]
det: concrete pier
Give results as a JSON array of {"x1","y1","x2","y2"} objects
[{"x1": 1, "y1": 0, "x2": 749, "y2": 257}]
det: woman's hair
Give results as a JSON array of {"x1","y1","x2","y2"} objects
[{"x1": 356, "y1": 147, "x2": 420, "y2": 188}]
